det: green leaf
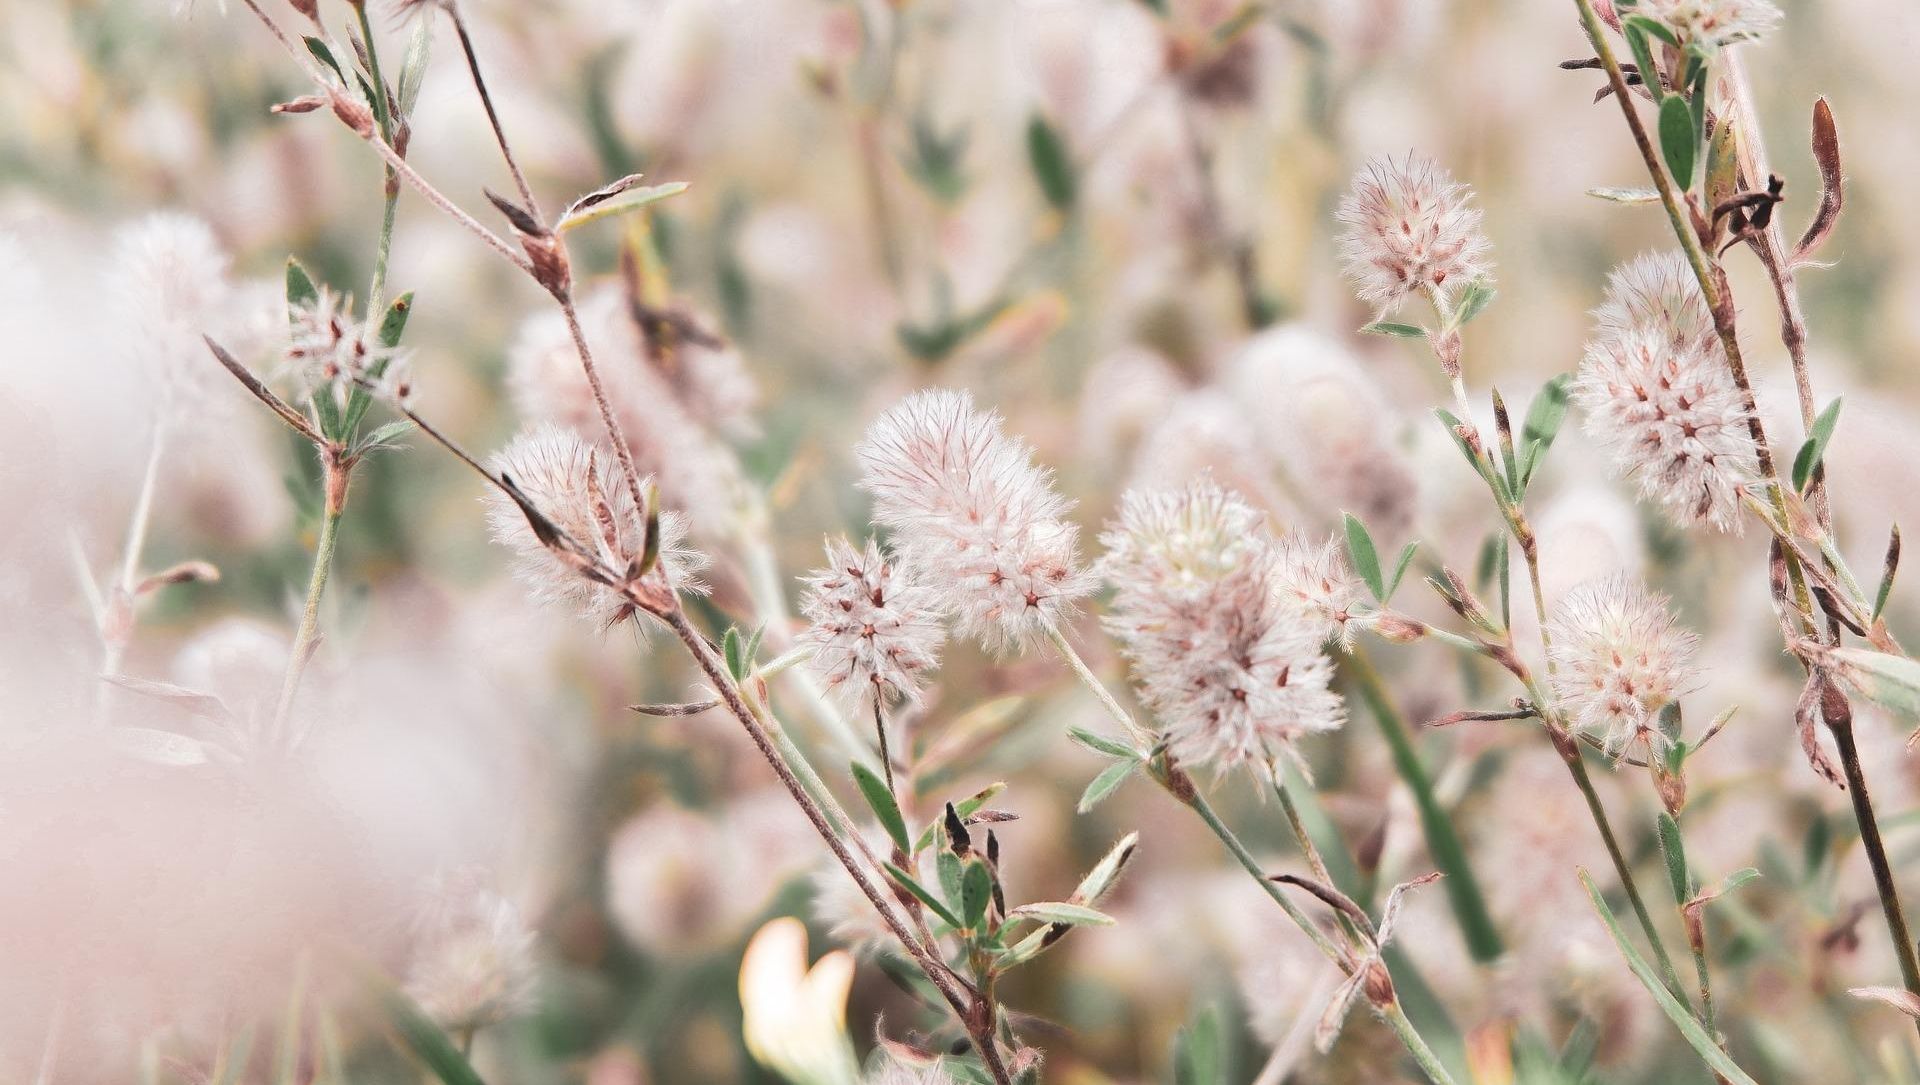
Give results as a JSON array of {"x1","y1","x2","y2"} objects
[
  {"x1": 354, "y1": 419, "x2": 414, "y2": 455},
  {"x1": 1076, "y1": 759, "x2": 1135, "y2": 813},
  {"x1": 285, "y1": 257, "x2": 319, "y2": 314},
  {"x1": 1452, "y1": 280, "x2": 1496, "y2": 327},
  {"x1": 1586, "y1": 186, "x2": 1661, "y2": 204},
  {"x1": 851, "y1": 762, "x2": 911, "y2": 855},
  {"x1": 1792, "y1": 396, "x2": 1844, "y2": 491},
  {"x1": 1624, "y1": 13, "x2": 1681, "y2": 48},
  {"x1": 1068, "y1": 726, "x2": 1141, "y2": 761},
  {"x1": 303, "y1": 37, "x2": 346, "y2": 84},
  {"x1": 743, "y1": 624, "x2": 766, "y2": 673},
  {"x1": 1343, "y1": 512, "x2": 1385, "y2": 602},
  {"x1": 886, "y1": 862, "x2": 964, "y2": 930},
  {"x1": 1518, "y1": 374, "x2": 1573, "y2": 488},
  {"x1": 1658, "y1": 95, "x2": 1698, "y2": 190},
  {"x1": 960, "y1": 859, "x2": 993, "y2": 929},
  {"x1": 1026, "y1": 114, "x2": 1076, "y2": 211},
  {"x1": 1173, "y1": 1005, "x2": 1224, "y2": 1085},
  {"x1": 1832, "y1": 646, "x2": 1920, "y2": 719},
  {"x1": 1623, "y1": 22, "x2": 1663, "y2": 105},
  {"x1": 376, "y1": 291, "x2": 414, "y2": 348},
  {"x1": 1008, "y1": 901, "x2": 1114, "y2": 927},
  {"x1": 1071, "y1": 832, "x2": 1139, "y2": 903},
  {"x1": 375, "y1": 983, "x2": 487, "y2": 1085},
  {"x1": 1386, "y1": 541, "x2": 1420, "y2": 601},
  {"x1": 1361, "y1": 320, "x2": 1426, "y2": 338},
  {"x1": 554, "y1": 180, "x2": 691, "y2": 233},
  {"x1": 1655, "y1": 812, "x2": 1695, "y2": 906},
  {"x1": 397, "y1": 18, "x2": 432, "y2": 117},
  {"x1": 1578, "y1": 871, "x2": 1761, "y2": 1085},
  {"x1": 722, "y1": 626, "x2": 744, "y2": 680}
]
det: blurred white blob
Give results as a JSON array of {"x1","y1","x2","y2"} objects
[
  {"x1": 404, "y1": 870, "x2": 540, "y2": 1034},
  {"x1": 605, "y1": 793, "x2": 811, "y2": 957},
  {"x1": 738, "y1": 917, "x2": 860, "y2": 1085}
]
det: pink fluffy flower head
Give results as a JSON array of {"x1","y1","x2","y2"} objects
[
  {"x1": 1270, "y1": 530, "x2": 1368, "y2": 649},
  {"x1": 485, "y1": 423, "x2": 706, "y2": 628},
  {"x1": 798, "y1": 537, "x2": 948, "y2": 708},
  {"x1": 1335, "y1": 153, "x2": 1493, "y2": 313},
  {"x1": 1099, "y1": 478, "x2": 1345, "y2": 771},
  {"x1": 285, "y1": 286, "x2": 408, "y2": 411},
  {"x1": 856, "y1": 389, "x2": 1093, "y2": 654},
  {"x1": 1574, "y1": 251, "x2": 1758, "y2": 533},
  {"x1": 1546, "y1": 573, "x2": 1701, "y2": 758},
  {"x1": 1637, "y1": 0, "x2": 1782, "y2": 49}
]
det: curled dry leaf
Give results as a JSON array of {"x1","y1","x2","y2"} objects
[
  {"x1": 1794, "y1": 671, "x2": 1847, "y2": 790},
  {"x1": 1849, "y1": 986, "x2": 1920, "y2": 1019},
  {"x1": 1793, "y1": 98, "x2": 1843, "y2": 265}
]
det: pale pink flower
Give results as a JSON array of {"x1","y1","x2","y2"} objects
[
  {"x1": 1574, "y1": 251, "x2": 1757, "y2": 532},
  {"x1": 1270, "y1": 531, "x2": 1367, "y2": 649},
  {"x1": 1099, "y1": 479, "x2": 1344, "y2": 770},
  {"x1": 109, "y1": 212, "x2": 244, "y2": 419},
  {"x1": 1546, "y1": 573, "x2": 1701, "y2": 757},
  {"x1": 404, "y1": 874, "x2": 539, "y2": 1033},
  {"x1": 866, "y1": 1061, "x2": 960, "y2": 1085},
  {"x1": 856, "y1": 389, "x2": 1093, "y2": 653},
  {"x1": 285, "y1": 286, "x2": 407, "y2": 410},
  {"x1": 798, "y1": 537, "x2": 948, "y2": 708},
  {"x1": 1335, "y1": 153, "x2": 1493, "y2": 313},
  {"x1": 1638, "y1": 0, "x2": 1781, "y2": 49},
  {"x1": 484, "y1": 424, "x2": 706, "y2": 627}
]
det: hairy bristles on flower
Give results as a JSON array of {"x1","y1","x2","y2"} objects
[
  {"x1": 798, "y1": 537, "x2": 948, "y2": 708},
  {"x1": 285, "y1": 286, "x2": 408, "y2": 409},
  {"x1": 1637, "y1": 0, "x2": 1782, "y2": 49},
  {"x1": 1546, "y1": 573, "x2": 1701, "y2": 758},
  {"x1": 1573, "y1": 251, "x2": 1757, "y2": 533},
  {"x1": 1335, "y1": 152, "x2": 1493, "y2": 313},
  {"x1": 866, "y1": 1060, "x2": 960, "y2": 1085},
  {"x1": 1270, "y1": 531, "x2": 1367, "y2": 649},
  {"x1": 484, "y1": 423, "x2": 706, "y2": 627},
  {"x1": 403, "y1": 875, "x2": 539, "y2": 1034},
  {"x1": 110, "y1": 212, "x2": 244, "y2": 419},
  {"x1": 855, "y1": 389, "x2": 1093, "y2": 653},
  {"x1": 1099, "y1": 478, "x2": 1344, "y2": 770}
]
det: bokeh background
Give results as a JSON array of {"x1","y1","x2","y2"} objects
[{"x1": 6, "y1": 0, "x2": 1920, "y2": 1082}]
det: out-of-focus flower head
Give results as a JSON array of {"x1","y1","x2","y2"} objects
[
  {"x1": 856, "y1": 389, "x2": 1094, "y2": 654},
  {"x1": 1546, "y1": 573, "x2": 1701, "y2": 757},
  {"x1": 1635, "y1": 0, "x2": 1782, "y2": 50},
  {"x1": 605, "y1": 801, "x2": 798, "y2": 956},
  {"x1": 739, "y1": 917, "x2": 860, "y2": 1085},
  {"x1": 1335, "y1": 153, "x2": 1493, "y2": 314},
  {"x1": 798, "y1": 536, "x2": 948, "y2": 709},
  {"x1": 404, "y1": 870, "x2": 539, "y2": 1034},
  {"x1": 1270, "y1": 530, "x2": 1367, "y2": 649},
  {"x1": 284, "y1": 286, "x2": 408, "y2": 411},
  {"x1": 1099, "y1": 477, "x2": 1344, "y2": 770},
  {"x1": 809, "y1": 824, "x2": 909, "y2": 958},
  {"x1": 484, "y1": 423, "x2": 707, "y2": 628},
  {"x1": 109, "y1": 212, "x2": 248, "y2": 422},
  {"x1": 865, "y1": 1058, "x2": 961, "y2": 1085},
  {"x1": 1573, "y1": 251, "x2": 1757, "y2": 533}
]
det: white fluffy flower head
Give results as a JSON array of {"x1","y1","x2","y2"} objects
[
  {"x1": 1335, "y1": 153, "x2": 1493, "y2": 313},
  {"x1": 866, "y1": 1061, "x2": 960, "y2": 1085},
  {"x1": 1635, "y1": 0, "x2": 1782, "y2": 50},
  {"x1": 1546, "y1": 573, "x2": 1701, "y2": 757},
  {"x1": 1099, "y1": 478, "x2": 1345, "y2": 770},
  {"x1": 1574, "y1": 251, "x2": 1757, "y2": 533},
  {"x1": 485, "y1": 424, "x2": 706, "y2": 627},
  {"x1": 404, "y1": 875, "x2": 539, "y2": 1034},
  {"x1": 1270, "y1": 530, "x2": 1368, "y2": 648},
  {"x1": 856, "y1": 389, "x2": 1093, "y2": 653},
  {"x1": 798, "y1": 537, "x2": 948, "y2": 708},
  {"x1": 285, "y1": 286, "x2": 408, "y2": 411}
]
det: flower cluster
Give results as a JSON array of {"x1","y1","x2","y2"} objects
[
  {"x1": 1099, "y1": 478, "x2": 1344, "y2": 770},
  {"x1": 798, "y1": 537, "x2": 948, "y2": 709},
  {"x1": 1634, "y1": 0, "x2": 1783, "y2": 50},
  {"x1": 1546, "y1": 573, "x2": 1701, "y2": 757},
  {"x1": 403, "y1": 874, "x2": 539, "y2": 1034},
  {"x1": 1335, "y1": 153, "x2": 1493, "y2": 313},
  {"x1": 1573, "y1": 251, "x2": 1758, "y2": 533},
  {"x1": 856, "y1": 389, "x2": 1093, "y2": 653},
  {"x1": 285, "y1": 286, "x2": 408, "y2": 411},
  {"x1": 485, "y1": 423, "x2": 706, "y2": 627},
  {"x1": 1270, "y1": 530, "x2": 1367, "y2": 649}
]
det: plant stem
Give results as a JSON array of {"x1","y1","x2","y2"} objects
[
  {"x1": 1553, "y1": 731, "x2": 1691, "y2": 1006},
  {"x1": 94, "y1": 423, "x2": 167, "y2": 722},
  {"x1": 1041, "y1": 619, "x2": 1154, "y2": 749},
  {"x1": 272, "y1": 453, "x2": 348, "y2": 738},
  {"x1": 1346, "y1": 648, "x2": 1504, "y2": 962},
  {"x1": 446, "y1": 2, "x2": 540, "y2": 217},
  {"x1": 1381, "y1": 1000, "x2": 1460, "y2": 1085},
  {"x1": 1828, "y1": 709, "x2": 1920, "y2": 1032},
  {"x1": 660, "y1": 608, "x2": 1012, "y2": 1085}
]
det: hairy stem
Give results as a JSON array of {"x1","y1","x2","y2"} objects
[
  {"x1": 272, "y1": 453, "x2": 348, "y2": 739},
  {"x1": 446, "y1": 2, "x2": 540, "y2": 217}
]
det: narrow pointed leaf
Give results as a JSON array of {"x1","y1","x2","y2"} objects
[
  {"x1": 1658, "y1": 95, "x2": 1698, "y2": 190},
  {"x1": 1076, "y1": 759, "x2": 1135, "y2": 813},
  {"x1": 886, "y1": 862, "x2": 964, "y2": 930},
  {"x1": 1344, "y1": 513, "x2": 1385, "y2": 602},
  {"x1": 1009, "y1": 901, "x2": 1114, "y2": 928},
  {"x1": 852, "y1": 761, "x2": 911, "y2": 854},
  {"x1": 1362, "y1": 320, "x2": 1426, "y2": 337}
]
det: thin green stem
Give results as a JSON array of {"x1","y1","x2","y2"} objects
[
  {"x1": 272, "y1": 457, "x2": 346, "y2": 738},
  {"x1": 1381, "y1": 1001, "x2": 1460, "y2": 1085},
  {"x1": 1041, "y1": 619, "x2": 1153, "y2": 749},
  {"x1": 1556, "y1": 737, "x2": 1691, "y2": 1006},
  {"x1": 1185, "y1": 787, "x2": 1343, "y2": 960},
  {"x1": 1346, "y1": 648, "x2": 1504, "y2": 962}
]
